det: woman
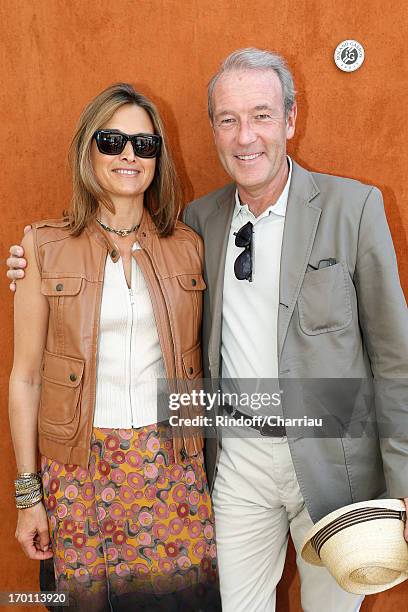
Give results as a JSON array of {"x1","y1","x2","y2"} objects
[{"x1": 9, "y1": 83, "x2": 220, "y2": 611}]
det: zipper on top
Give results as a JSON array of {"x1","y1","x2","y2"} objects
[
  {"x1": 133, "y1": 249, "x2": 177, "y2": 385},
  {"x1": 128, "y1": 282, "x2": 136, "y2": 425}
]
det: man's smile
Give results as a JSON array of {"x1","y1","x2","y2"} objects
[{"x1": 234, "y1": 152, "x2": 264, "y2": 161}]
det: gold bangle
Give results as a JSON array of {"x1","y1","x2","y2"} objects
[
  {"x1": 15, "y1": 480, "x2": 42, "y2": 495},
  {"x1": 15, "y1": 481, "x2": 42, "y2": 490},
  {"x1": 14, "y1": 489, "x2": 43, "y2": 500},
  {"x1": 15, "y1": 490, "x2": 42, "y2": 501},
  {"x1": 16, "y1": 496, "x2": 42, "y2": 510},
  {"x1": 15, "y1": 476, "x2": 42, "y2": 488},
  {"x1": 15, "y1": 481, "x2": 41, "y2": 489},
  {"x1": 15, "y1": 482, "x2": 42, "y2": 493},
  {"x1": 15, "y1": 488, "x2": 42, "y2": 499},
  {"x1": 15, "y1": 472, "x2": 41, "y2": 482}
]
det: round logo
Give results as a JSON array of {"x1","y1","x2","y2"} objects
[{"x1": 334, "y1": 40, "x2": 365, "y2": 72}]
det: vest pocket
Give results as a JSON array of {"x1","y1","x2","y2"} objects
[
  {"x1": 39, "y1": 350, "x2": 84, "y2": 440},
  {"x1": 182, "y1": 342, "x2": 203, "y2": 379},
  {"x1": 175, "y1": 273, "x2": 206, "y2": 340},
  {"x1": 176, "y1": 274, "x2": 206, "y2": 291},
  {"x1": 181, "y1": 342, "x2": 204, "y2": 402},
  {"x1": 41, "y1": 277, "x2": 83, "y2": 354},
  {"x1": 40, "y1": 277, "x2": 83, "y2": 296}
]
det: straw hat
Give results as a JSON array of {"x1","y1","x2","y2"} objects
[{"x1": 301, "y1": 499, "x2": 408, "y2": 594}]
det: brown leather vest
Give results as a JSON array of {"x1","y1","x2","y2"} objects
[{"x1": 32, "y1": 208, "x2": 206, "y2": 468}]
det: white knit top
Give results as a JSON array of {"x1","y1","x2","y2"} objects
[{"x1": 93, "y1": 243, "x2": 167, "y2": 428}]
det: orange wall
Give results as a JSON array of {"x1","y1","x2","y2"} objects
[{"x1": 1, "y1": 1, "x2": 407, "y2": 610}]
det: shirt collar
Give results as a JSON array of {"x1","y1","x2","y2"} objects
[{"x1": 233, "y1": 156, "x2": 292, "y2": 220}]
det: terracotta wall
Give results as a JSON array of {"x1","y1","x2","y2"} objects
[{"x1": 1, "y1": 1, "x2": 407, "y2": 610}]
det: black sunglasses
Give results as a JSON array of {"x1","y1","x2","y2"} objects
[
  {"x1": 93, "y1": 130, "x2": 161, "y2": 158},
  {"x1": 234, "y1": 221, "x2": 253, "y2": 282}
]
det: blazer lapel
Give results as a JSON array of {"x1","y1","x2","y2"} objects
[
  {"x1": 204, "y1": 184, "x2": 235, "y2": 376},
  {"x1": 278, "y1": 162, "x2": 321, "y2": 360}
]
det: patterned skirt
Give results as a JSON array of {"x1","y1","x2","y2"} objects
[{"x1": 40, "y1": 424, "x2": 220, "y2": 611}]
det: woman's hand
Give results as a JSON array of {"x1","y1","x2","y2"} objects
[{"x1": 15, "y1": 500, "x2": 53, "y2": 560}]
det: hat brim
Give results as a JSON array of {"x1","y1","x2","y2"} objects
[{"x1": 301, "y1": 498, "x2": 406, "y2": 566}]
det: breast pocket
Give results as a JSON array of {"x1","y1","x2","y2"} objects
[
  {"x1": 298, "y1": 261, "x2": 352, "y2": 335},
  {"x1": 41, "y1": 276, "x2": 83, "y2": 352},
  {"x1": 40, "y1": 276, "x2": 83, "y2": 297}
]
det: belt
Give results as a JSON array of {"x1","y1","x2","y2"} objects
[{"x1": 223, "y1": 405, "x2": 287, "y2": 437}]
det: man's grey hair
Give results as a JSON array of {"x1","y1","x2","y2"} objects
[{"x1": 208, "y1": 47, "x2": 296, "y2": 123}]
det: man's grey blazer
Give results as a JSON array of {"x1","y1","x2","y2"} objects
[{"x1": 183, "y1": 160, "x2": 408, "y2": 523}]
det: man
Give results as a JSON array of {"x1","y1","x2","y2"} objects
[
  {"x1": 7, "y1": 48, "x2": 408, "y2": 611},
  {"x1": 182, "y1": 48, "x2": 408, "y2": 611}
]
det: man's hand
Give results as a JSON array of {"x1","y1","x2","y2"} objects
[
  {"x1": 403, "y1": 498, "x2": 408, "y2": 542},
  {"x1": 6, "y1": 225, "x2": 32, "y2": 291}
]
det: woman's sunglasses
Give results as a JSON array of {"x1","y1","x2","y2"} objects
[{"x1": 93, "y1": 130, "x2": 161, "y2": 158}]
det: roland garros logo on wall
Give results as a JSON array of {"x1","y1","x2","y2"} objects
[{"x1": 334, "y1": 40, "x2": 365, "y2": 72}]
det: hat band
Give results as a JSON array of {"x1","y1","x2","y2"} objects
[{"x1": 312, "y1": 507, "x2": 406, "y2": 558}]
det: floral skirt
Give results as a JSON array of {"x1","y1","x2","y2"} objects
[{"x1": 41, "y1": 424, "x2": 220, "y2": 611}]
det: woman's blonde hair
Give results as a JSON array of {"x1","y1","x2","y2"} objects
[{"x1": 68, "y1": 83, "x2": 182, "y2": 236}]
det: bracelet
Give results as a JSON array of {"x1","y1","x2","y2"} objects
[
  {"x1": 15, "y1": 472, "x2": 42, "y2": 483},
  {"x1": 15, "y1": 487, "x2": 43, "y2": 509},
  {"x1": 15, "y1": 492, "x2": 43, "y2": 508},
  {"x1": 16, "y1": 495, "x2": 43, "y2": 509},
  {"x1": 15, "y1": 485, "x2": 42, "y2": 496},
  {"x1": 15, "y1": 472, "x2": 42, "y2": 490},
  {"x1": 14, "y1": 472, "x2": 43, "y2": 508},
  {"x1": 16, "y1": 492, "x2": 42, "y2": 503}
]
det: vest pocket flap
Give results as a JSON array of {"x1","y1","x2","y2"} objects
[
  {"x1": 42, "y1": 350, "x2": 84, "y2": 388},
  {"x1": 176, "y1": 274, "x2": 206, "y2": 291},
  {"x1": 182, "y1": 343, "x2": 202, "y2": 379},
  {"x1": 41, "y1": 277, "x2": 82, "y2": 296}
]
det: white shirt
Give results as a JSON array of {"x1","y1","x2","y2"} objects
[
  {"x1": 93, "y1": 245, "x2": 167, "y2": 428},
  {"x1": 221, "y1": 158, "x2": 292, "y2": 410}
]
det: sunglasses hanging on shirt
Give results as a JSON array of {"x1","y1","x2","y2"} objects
[{"x1": 234, "y1": 221, "x2": 253, "y2": 282}]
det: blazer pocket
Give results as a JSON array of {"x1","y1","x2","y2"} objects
[
  {"x1": 39, "y1": 350, "x2": 84, "y2": 440},
  {"x1": 298, "y1": 261, "x2": 352, "y2": 335}
]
